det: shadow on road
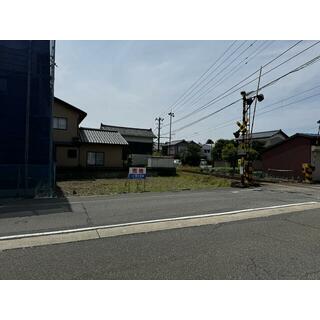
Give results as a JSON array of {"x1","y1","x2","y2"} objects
[{"x1": 0, "y1": 186, "x2": 72, "y2": 219}]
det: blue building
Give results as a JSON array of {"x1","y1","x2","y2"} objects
[{"x1": 0, "y1": 40, "x2": 54, "y2": 197}]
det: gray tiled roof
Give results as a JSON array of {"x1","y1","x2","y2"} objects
[
  {"x1": 100, "y1": 123, "x2": 156, "y2": 138},
  {"x1": 164, "y1": 139, "x2": 198, "y2": 146},
  {"x1": 79, "y1": 128, "x2": 128, "y2": 145},
  {"x1": 166, "y1": 139, "x2": 185, "y2": 146},
  {"x1": 249, "y1": 130, "x2": 286, "y2": 139},
  {"x1": 236, "y1": 130, "x2": 287, "y2": 140}
]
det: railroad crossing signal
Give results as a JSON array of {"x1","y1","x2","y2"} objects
[{"x1": 234, "y1": 87, "x2": 264, "y2": 187}]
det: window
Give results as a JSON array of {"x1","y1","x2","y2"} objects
[
  {"x1": 67, "y1": 149, "x2": 77, "y2": 159},
  {"x1": 87, "y1": 152, "x2": 104, "y2": 166},
  {"x1": 53, "y1": 117, "x2": 67, "y2": 130}
]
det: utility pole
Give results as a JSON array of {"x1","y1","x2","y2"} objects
[
  {"x1": 168, "y1": 111, "x2": 175, "y2": 156},
  {"x1": 234, "y1": 88, "x2": 264, "y2": 187},
  {"x1": 240, "y1": 91, "x2": 248, "y2": 186},
  {"x1": 155, "y1": 117, "x2": 164, "y2": 152}
]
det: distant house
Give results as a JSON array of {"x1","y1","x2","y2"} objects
[
  {"x1": 262, "y1": 133, "x2": 320, "y2": 180},
  {"x1": 236, "y1": 129, "x2": 288, "y2": 147},
  {"x1": 100, "y1": 123, "x2": 156, "y2": 156},
  {"x1": 200, "y1": 143, "x2": 213, "y2": 161},
  {"x1": 162, "y1": 140, "x2": 199, "y2": 157},
  {"x1": 53, "y1": 98, "x2": 128, "y2": 169}
]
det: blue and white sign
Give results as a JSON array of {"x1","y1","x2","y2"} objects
[{"x1": 128, "y1": 167, "x2": 147, "y2": 179}]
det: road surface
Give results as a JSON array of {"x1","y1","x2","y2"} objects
[
  {"x1": 1, "y1": 182, "x2": 320, "y2": 279},
  {"x1": 1, "y1": 207, "x2": 320, "y2": 279},
  {"x1": 0, "y1": 182, "x2": 319, "y2": 237}
]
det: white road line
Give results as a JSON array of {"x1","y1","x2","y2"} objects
[{"x1": 0, "y1": 201, "x2": 317, "y2": 241}]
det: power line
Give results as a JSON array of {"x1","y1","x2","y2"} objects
[
  {"x1": 180, "y1": 41, "x2": 275, "y2": 110},
  {"x1": 171, "y1": 41, "x2": 318, "y2": 126},
  {"x1": 158, "y1": 41, "x2": 237, "y2": 116},
  {"x1": 172, "y1": 41, "x2": 258, "y2": 114},
  {"x1": 255, "y1": 91, "x2": 320, "y2": 118},
  {"x1": 164, "y1": 52, "x2": 320, "y2": 135},
  {"x1": 171, "y1": 41, "x2": 307, "y2": 125},
  {"x1": 185, "y1": 83, "x2": 320, "y2": 139},
  {"x1": 169, "y1": 41, "x2": 248, "y2": 115}
]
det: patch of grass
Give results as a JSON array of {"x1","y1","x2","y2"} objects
[{"x1": 56, "y1": 171, "x2": 231, "y2": 197}]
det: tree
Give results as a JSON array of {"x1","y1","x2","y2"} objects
[
  {"x1": 247, "y1": 147, "x2": 259, "y2": 161},
  {"x1": 251, "y1": 141, "x2": 266, "y2": 159},
  {"x1": 211, "y1": 139, "x2": 235, "y2": 162},
  {"x1": 206, "y1": 139, "x2": 214, "y2": 145},
  {"x1": 180, "y1": 143, "x2": 201, "y2": 166},
  {"x1": 221, "y1": 143, "x2": 238, "y2": 172}
]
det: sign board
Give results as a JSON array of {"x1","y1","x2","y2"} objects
[{"x1": 128, "y1": 167, "x2": 147, "y2": 180}]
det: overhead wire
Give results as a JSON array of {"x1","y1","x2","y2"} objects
[
  {"x1": 163, "y1": 41, "x2": 303, "y2": 129},
  {"x1": 184, "y1": 88, "x2": 320, "y2": 140},
  {"x1": 171, "y1": 41, "x2": 319, "y2": 126},
  {"x1": 164, "y1": 52, "x2": 320, "y2": 135},
  {"x1": 185, "y1": 83, "x2": 320, "y2": 139},
  {"x1": 157, "y1": 40, "x2": 237, "y2": 117},
  {"x1": 181, "y1": 41, "x2": 275, "y2": 110},
  {"x1": 169, "y1": 41, "x2": 248, "y2": 115},
  {"x1": 172, "y1": 40, "x2": 258, "y2": 114}
]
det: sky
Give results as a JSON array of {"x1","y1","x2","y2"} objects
[{"x1": 54, "y1": 40, "x2": 320, "y2": 144}]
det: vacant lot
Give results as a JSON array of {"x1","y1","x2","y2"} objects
[{"x1": 56, "y1": 171, "x2": 231, "y2": 197}]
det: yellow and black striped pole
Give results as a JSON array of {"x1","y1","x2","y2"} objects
[{"x1": 302, "y1": 163, "x2": 314, "y2": 183}]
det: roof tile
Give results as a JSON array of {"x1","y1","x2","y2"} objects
[
  {"x1": 79, "y1": 128, "x2": 128, "y2": 145},
  {"x1": 101, "y1": 123, "x2": 156, "y2": 138}
]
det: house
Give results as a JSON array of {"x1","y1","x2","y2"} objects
[
  {"x1": 100, "y1": 123, "x2": 156, "y2": 155},
  {"x1": 200, "y1": 143, "x2": 213, "y2": 161},
  {"x1": 262, "y1": 133, "x2": 320, "y2": 180},
  {"x1": 53, "y1": 98, "x2": 128, "y2": 169},
  {"x1": 162, "y1": 140, "x2": 199, "y2": 157},
  {"x1": 236, "y1": 129, "x2": 288, "y2": 147}
]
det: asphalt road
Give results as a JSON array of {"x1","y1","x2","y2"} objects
[
  {"x1": 1, "y1": 207, "x2": 320, "y2": 279},
  {"x1": 0, "y1": 182, "x2": 319, "y2": 237}
]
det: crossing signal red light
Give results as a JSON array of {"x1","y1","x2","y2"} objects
[
  {"x1": 233, "y1": 130, "x2": 240, "y2": 139},
  {"x1": 257, "y1": 94, "x2": 264, "y2": 102}
]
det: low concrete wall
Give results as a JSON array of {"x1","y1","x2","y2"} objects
[
  {"x1": 56, "y1": 167, "x2": 176, "y2": 181},
  {"x1": 213, "y1": 160, "x2": 229, "y2": 167}
]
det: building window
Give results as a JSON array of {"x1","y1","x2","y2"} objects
[
  {"x1": 53, "y1": 117, "x2": 67, "y2": 130},
  {"x1": 87, "y1": 152, "x2": 104, "y2": 166},
  {"x1": 67, "y1": 149, "x2": 77, "y2": 159}
]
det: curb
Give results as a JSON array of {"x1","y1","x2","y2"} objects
[{"x1": 0, "y1": 201, "x2": 319, "y2": 252}]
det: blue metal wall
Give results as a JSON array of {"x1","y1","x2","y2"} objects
[{"x1": 0, "y1": 40, "x2": 53, "y2": 197}]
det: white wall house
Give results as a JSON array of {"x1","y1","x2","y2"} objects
[{"x1": 200, "y1": 144, "x2": 213, "y2": 161}]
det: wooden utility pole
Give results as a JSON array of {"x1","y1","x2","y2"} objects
[{"x1": 155, "y1": 117, "x2": 164, "y2": 152}]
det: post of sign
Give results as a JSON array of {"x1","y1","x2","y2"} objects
[{"x1": 128, "y1": 167, "x2": 147, "y2": 192}]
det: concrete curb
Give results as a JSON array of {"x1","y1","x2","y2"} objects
[{"x1": 0, "y1": 201, "x2": 319, "y2": 252}]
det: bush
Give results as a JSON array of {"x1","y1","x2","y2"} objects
[{"x1": 212, "y1": 167, "x2": 239, "y2": 175}]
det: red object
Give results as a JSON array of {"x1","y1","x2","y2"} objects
[{"x1": 262, "y1": 135, "x2": 315, "y2": 179}]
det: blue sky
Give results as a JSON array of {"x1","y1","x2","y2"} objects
[{"x1": 55, "y1": 40, "x2": 320, "y2": 144}]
